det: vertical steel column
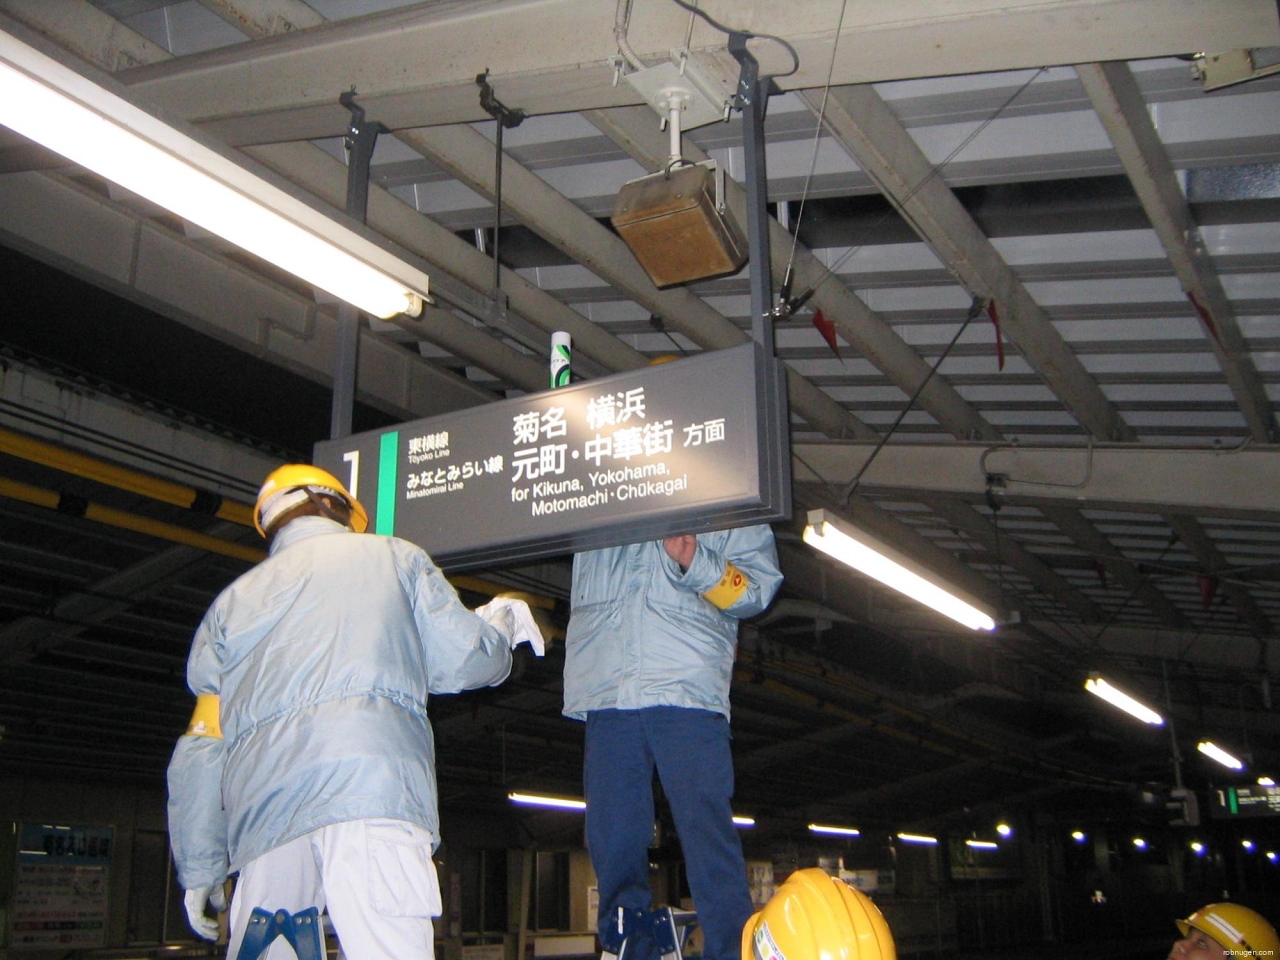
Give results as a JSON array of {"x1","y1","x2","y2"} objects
[
  {"x1": 729, "y1": 33, "x2": 775, "y2": 360},
  {"x1": 330, "y1": 92, "x2": 384, "y2": 441}
]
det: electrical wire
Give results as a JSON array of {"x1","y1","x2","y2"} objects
[
  {"x1": 838, "y1": 295, "x2": 987, "y2": 504},
  {"x1": 668, "y1": 0, "x2": 799, "y2": 80},
  {"x1": 799, "y1": 67, "x2": 1047, "y2": 303},
  {"x1": 784, "y1": 0, "x2": 850, "y2": 284}
]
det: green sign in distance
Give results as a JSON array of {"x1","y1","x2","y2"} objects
[
  {"x1": 1210, "y1": 785, "x2": 1280, "y2": 819},
  {"x1": 313, "y1": 342, "x2": 792, "y2": 571}
]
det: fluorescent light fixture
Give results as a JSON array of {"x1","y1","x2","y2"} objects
[
  {"x1": 1197, "y1": 740, "x2": 1245, "y2": 770},
  {"x1": 1071, "y1": 830, "x2": 1087, "y2": 843},
  {"x1": 1084, "y1": 676, "x2": 1164, "y2": 726},
  {"x1": 508, "y1": 792, "x2": 586, "y2": 811},
  {"x1": 808, "y1": 823, "x2": 861, "y2": 837},
  {"x1": 896, "y1": 832, "x2": 938, "y2": 845},
  {"x1": 1132, "y1": 837, "x2": 1147, "y2": 850},
  {"x1": 802, "y1": 510, "x2": 997, "y2": 631},
  {"x1": 732, "y1": 816, "x2": 755, "y2": 828},
  {"x1": 1243, "y1": 839, "x2": 1255, "y2": 851},
  {"x1": 0, "y1": 26, "x2": 429, "y2": 319},
  {"x1": 995, "y1": 822, "x2": 1012, "y2": 837},
  {"x1": 1259, "y1": 777, "x2": 1275, "y2": 787},
  {"x1": 965, "y1": 839, "x2": 998, "y2": 849},
  {"x1": 1190, "y1": 841, "x2": 1205, "y2": 855},
  {"x1": 1267, "y1": 851, "x2": 1277, "y2": 862}
]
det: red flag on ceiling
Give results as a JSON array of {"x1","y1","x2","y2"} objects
[{"x1": 813, "y1": 310, "x2": 841, "y2": 360}]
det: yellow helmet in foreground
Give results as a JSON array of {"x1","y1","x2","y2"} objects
[
  {"x1": 1177, "y1": 903, "x2": 1279, "y2": 956},
  {"x1": 253, "y1": 464, "x2": 368, "y2": 537},
  {"x1": 742, "y1": 868, "x2": 896, "y2": 960}
]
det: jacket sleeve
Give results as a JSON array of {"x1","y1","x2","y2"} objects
[
  {"x1": 166, "y1": 613, "x2": 230, "y2": 890},
  {"x1": 671, "y1": 523, "x2": 783, "y2": 620},
  {"x1": 401, "y1": 542, "x2": 512, "y2": 694}
]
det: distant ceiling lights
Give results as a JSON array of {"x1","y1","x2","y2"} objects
[
  {"x1": 732, "y1": 816, "x2": 755, "y2": 828},
  {"x1": 965, "y1": 839, "x2": 998, "y2": 850},
  {"x1": 809, "y1": 824, "x2": 861, "y2": 837},
  {"x1": 0, "y1": 26, "x2": 429, "y2": 320},
  {"x1": 508, "y1": 792, "x2": 586, "y2": 811},
  {"x1": 995, "y1": 822, "x2": 1012, "y2": 837},
  {"x1": 896, "y1": 833, "x2": 938, "y2": 845},
  {"x1": 1258, "y1": 776, "x2": 1276, "y2": 787},
  {"x1": 803, "y1": 509, "x2": 998, "y2": 631},
  {"x1": 1083, "y1": 675, "x2": 1165, "y2": 726},
  {"x1": 1197, "y1": 740, "x2": 1245, "y2": 771}
]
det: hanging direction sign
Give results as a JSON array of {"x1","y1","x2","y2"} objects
[
  {"x1": 313, "y1": 342, "x2": 791, "y2": 570},
  {"x1": 1209, "y1": 785, "x2": 1280, "y2": 819}
]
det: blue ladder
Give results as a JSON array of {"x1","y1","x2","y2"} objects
[{"x1": 235, "y1": 906, "x2": 325, "y2": 960}]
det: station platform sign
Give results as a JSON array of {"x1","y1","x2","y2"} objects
[{"x1": 314, "y1": 342, "x2": 791, "y2": 570}]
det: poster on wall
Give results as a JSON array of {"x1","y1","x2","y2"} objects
[{"x1": 8, "y1": 823, "x2": 112, "y2": 950}]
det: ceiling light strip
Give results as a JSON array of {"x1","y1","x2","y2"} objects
[
  {"x1": 0, "y1": 28, "x2": 428, "y2": 319},
  {"x1": 1084, "y1": 676, "x2": 1164, "y2": 726},
  {"x1": 802, "y1": 509, "x2": 997, "y2": 631}
]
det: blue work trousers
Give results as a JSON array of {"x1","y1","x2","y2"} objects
[{"x1": 584, "y1": 707, "x2": 753, "y2": 960}]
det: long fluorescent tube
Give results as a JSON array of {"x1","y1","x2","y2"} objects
[
  {"x1": 1197, "y1": 741, "x2": 1245, "y2": 770},
  {"x1": 732, "y1": 816, "x2": 755, "y2": 827},
  {"x1": 803, "y1": 509, "x2": 997, "y2": 631},
  {"x1": 809, "y1": 824, "x2": 861, "y2": 837},
  {"x1": 0, "y1": 26, "x2": 428, "y2": 319},
  {"x1": 508, "y1": 792, "x2": 586, "y2": 811},
  {"x1": 965, "y1": 839, "x2": 998, "y2": 849},
  {"x1": 1084, "y1": 676, "x2": 1164, "y2": 726},
  {"x1": 896, "y1": 832, "x2": 938, "y2": 845}
]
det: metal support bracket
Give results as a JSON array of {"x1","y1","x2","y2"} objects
[
  {"x1": 330, "y1": 90, "x2": 385, "y2": 441},
  {"x1": 728, "y1": 33, "x2": 776, "y2": 359},
  {"x1": 477, "y1": 71, "x2": 526, "y2": 299}
]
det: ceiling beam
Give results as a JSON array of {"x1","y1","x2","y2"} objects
[
  {"x1": 1037, "y1": 504, "x2": 1186, "y2": 630},
  {"x1": 917, "y1": 494, "x2": 1104, "y2": 624},
  {"x1": 401, "y1": 121, "x2": 873, "y2": 440},
  {"x1": 195, "y1": 0, "x2": 324, "y2": 39},
  {"x1": 1165, "y1": 515, "x2": 1274, "y2": 637},
  {"x1": 0, "y1": 171, "x2": 496, "y2": 419},
  {"x1": 1076, "y1": 60, "x2": 1277, "y2": 444},
  {"x1": 792, "y1": 441, "x2": 1280, "y2": 519},
  {"x1": 85, "y1": 0, "x2": 1280, "y2": 144},
  {"x1": 802, "y1": 83, "x2": 1136, "y2": 443},
  {"x1": 583, "y1": 104, "x2": 1001, "y2": 442}
]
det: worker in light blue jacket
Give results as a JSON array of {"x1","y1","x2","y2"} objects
[
  {"x1": 168, "y1": 464, "x2": 522, "y2": 960},
  {"x1": 564, "y1": 525, "x2": 782, "y2": 960}
]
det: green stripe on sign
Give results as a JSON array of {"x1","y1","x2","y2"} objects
[{"x1": 377, "y1": 431, "x2": 399, "y2": 536}]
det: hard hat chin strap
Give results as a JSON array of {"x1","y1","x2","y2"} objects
[{"x1": 304, "y1": 488, "x2": 352, "y2": 528}]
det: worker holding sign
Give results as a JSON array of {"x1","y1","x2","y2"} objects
[{"x1": 564, "y1": 524, "x2": 782, "y2": 960}]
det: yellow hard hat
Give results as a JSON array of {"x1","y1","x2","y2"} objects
[
  {"x1": 1177, "y1": 903, "x2": 1279, "y2": 956},
  {"x1": 742, "y1": 868, "x2": 896, "y2": 960},
  {"x1": 253, "y1": 464, "x2": 368, "y2": 537}
]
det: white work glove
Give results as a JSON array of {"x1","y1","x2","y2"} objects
[
  {"x1": 475, "y1": 596, "x2": 545, "y2": 656},
  {"x1": 183, "y1": 883, "x2": 227, "y2": 941}
]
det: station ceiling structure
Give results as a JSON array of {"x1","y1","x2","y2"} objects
[{"x1": 2, "y1": 0, "x2": 1280, "y2": 847}]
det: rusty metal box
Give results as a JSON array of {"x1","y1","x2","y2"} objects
[{"x1": 611, "y1": 162, "x2": 747, "y2": 288}]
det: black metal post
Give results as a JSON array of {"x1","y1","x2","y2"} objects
[
  {"x1": 729, "y1": 33, "x2": 775, "y2": 360},
  {"x1": 330, "y1": 92, "x2": 384, "y2": 441}
]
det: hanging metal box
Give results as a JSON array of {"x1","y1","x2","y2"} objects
[{"x1": 611, "y1": 161, "x2": 747, "y2": 288}]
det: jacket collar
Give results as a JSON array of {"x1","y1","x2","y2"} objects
[{"x1": 268, "y1": 515, "x2": 350, "y2": 556}]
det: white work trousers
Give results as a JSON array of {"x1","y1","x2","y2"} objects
[{"x1": 227, "y1": 818, "x2": 440, "y2": 960}]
